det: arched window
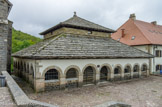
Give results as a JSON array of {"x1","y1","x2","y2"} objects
[
  {"x1": 114, "y1": 66, "x2": 121, "y2": 74},
  {"x1": 133, "y1": 65, "x2": 139, "y2": 72},
  {"x1": 142, "y1": 65, "x2": 147, "y2": 72},
  {"x1": 83, "y1": 66, "x2": 95, "y2": 84},
  {"x1": 45, "y1": 69, "x2": 59, "y2": 80},
  {"x1": 66, "y1": 68, "x2": 77, "y2": 79},
  {"x1": 100, "y1": 66, "x2": 109, "y2": 81},
  {"x1": 30, "y1": 65, "x2": 34, "y2": 77},
  {"x1": 124, "y1": 66, "x2": 131, "y2": 73}
]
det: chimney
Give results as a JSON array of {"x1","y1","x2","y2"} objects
[
  {"x1": 151, "y1": 21, "x2": 157, "y2": 25},
  {"x1": 121, "y1": 29, "x2": 125, "y2": 37},
  {"x1": 129, "y1": 13, "x2": 136, "y2": 20}
]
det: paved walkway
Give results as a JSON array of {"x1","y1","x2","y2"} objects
[{"x1": 0, "y1": 87, "x2": 16, "y2": 107}]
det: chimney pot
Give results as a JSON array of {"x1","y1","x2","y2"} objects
[
  {"x1": 129, "y1": 13, "x2": 136, "y2": 20},
  {"x1": 151, "y1": 21, "x2": 157, "y2": 25}
]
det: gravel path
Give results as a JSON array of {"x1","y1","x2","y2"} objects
[
  {"x1": 15, "y1": 76, "x2": 162, "y2": 107},
  {"x1": 0, "y1": 87, "x2": 16, "y2": 107}
]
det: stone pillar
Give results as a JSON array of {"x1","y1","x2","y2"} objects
[
  {"x1": 60, "y1": 76, "x2": 66, "y2": 89},
  {"x1": 34, "y1": 61, "x2": 45, "y2": 92},
  {"x1": 34, "y1": 78, "x2": 45, "y2": 92},
  {"x1": 110, "y1": 71, "x2": 114, "y2": 81},
  {"x1": 131, "y1": 70, "x2": 133, "y2": 79},
  {"x1": 139, "y1": 70, "x2": 142, "y2": 78},
  {"x1": 78, "y1": 75, "x2": 83, "y2": 87},
  {"x1": 95, "y1": 73, "x2": 100, "y2": 85},
  {"x1": 147, "y1": 70, "x2": 149, "y2": 77},
  {"x1": 121, "y1": 70, "x2": 124, "y2": 80}
]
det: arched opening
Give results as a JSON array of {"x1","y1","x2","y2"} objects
[
  {"x1": 133, "y1": 65, "x2": 139, "y2": 78},
  {"x1": 83, "y1": 66, "x2": 95, "y2": 85},
  {"x1": 124, "y1": 65, "x2": 131, "y2": 80},
  {"x1": 114, "y1": 66, "x2": 122, "y2": 81},
  {"x1": 45, "y1": 69, "x2": 59, "y2": 80},
  {"x1": 66, "y1": 68, "x2": 78, "y2": 88},
  {"x1": 66, "y1": 68, "x2": 77, "y2": 79},
  {"x1": 100, "y1": 66, "x2": 109, "y2": 82},
  {"x1": 141, "y1": 64, "x2": 147, "y2": 77}
]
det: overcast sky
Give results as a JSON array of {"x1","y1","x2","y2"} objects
[{"x1": 8, "y1": 0, "x2": 162, "y2": 38}]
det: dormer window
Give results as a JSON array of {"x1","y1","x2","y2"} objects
[
  {"x1": 131, "y1": 36, "x2": 135, "y2": 40},
  {"x1": 88, "y1": 31, "x2": 92, "y2": 34}
]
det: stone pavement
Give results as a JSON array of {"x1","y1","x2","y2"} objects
[{"x1": 0, "y1": 87, "x2": 16, "y2": 107}]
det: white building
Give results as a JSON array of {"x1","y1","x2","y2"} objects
[
  {"x1": 112, "y1": 14, "x2": 162, "y2": 74},
  {"x1": 12, "y1": 14, "x2": 153, "y2": 92}
]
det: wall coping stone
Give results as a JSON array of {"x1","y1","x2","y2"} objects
[{"x1": 2, "y1": 71, "x2": 57, "y2": 107}]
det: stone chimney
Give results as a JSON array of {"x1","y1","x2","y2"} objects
[
  {"x1": 151, "y1": 21, "x2": 157, "y2": 25},
  {"x1": 129, "y1": 13, "x2": 136, "y2": 20}
]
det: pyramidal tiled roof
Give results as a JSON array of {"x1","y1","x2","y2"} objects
[
  {"x1": 12, "y1": 34, "x2": 153, "y2": 59},
  {"x1": 40, "y1": 14, "x2": 115, "y2": 35}
]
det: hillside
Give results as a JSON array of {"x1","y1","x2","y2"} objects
[
  {"x1": 12, "y1": 28, "x2": 42, "y2": 71},
  {"x1": 12, "y1": 28, "x2": 42, "y2": 53}
]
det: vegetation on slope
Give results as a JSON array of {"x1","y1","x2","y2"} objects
[{"x1": 11, "y1": 28, "x2": 42, "y2": 71}]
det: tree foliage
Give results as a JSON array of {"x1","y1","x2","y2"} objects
[{"x1": 11, "y1": 28, "x2": 42, "y2": 71}]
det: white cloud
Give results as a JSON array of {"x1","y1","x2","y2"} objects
[{"x1": 8, "y1": 0, "x2": 162, "y2": 38}]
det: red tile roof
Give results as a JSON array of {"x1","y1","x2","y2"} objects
[{"x1": 112, "y1": 19, "x2": 162, "y2": 46}]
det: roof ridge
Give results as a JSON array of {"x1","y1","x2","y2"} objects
[
  {"x1": 133, "y1": 20, "x2": 152, "y2": 44},
  {"x1": 31, "y1": 35, "x2": 61, "y2": 56}
]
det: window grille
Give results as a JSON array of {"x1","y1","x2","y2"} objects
[
  {"x1": 133, "y1": 65, "x2": 139, "y2": 72},
  {"x1": 45, "y1": 69, "x2": 59, "y2": 80},
  {"x1": 66, "y1": 68, "x2": 77, "y2": 79}
]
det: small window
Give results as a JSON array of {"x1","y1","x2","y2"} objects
[
  {"x1": 155, "y1": 50, "x2": 162, "y2": 57},
  {"x1": 88, "y1": 31, "x2": 92, "y2": 34},
  {"x1": 131, "y1": 36, "x2": 135, "y2": 40}
]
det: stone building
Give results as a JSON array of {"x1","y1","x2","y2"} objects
[
  {"x1": 0, "y1": 0, "x2": 13, "y2": 73},
  {"x1": 12, "y1": 13, "x2": 153, "y2": 92},
  {"x1": 112, "y1": 14, "x2": 162, "y2": 73}
]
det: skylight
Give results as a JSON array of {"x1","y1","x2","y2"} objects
[{"x1": 131, "y1": 36, "x2": 135, "y2": 40}]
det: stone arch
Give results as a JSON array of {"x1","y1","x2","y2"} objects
[
  {"x1": 113, "y1": 64, "x2": 123, "y2": 74},
  {"x1": 64, "y1": 65, "x2": 82, "y2": 78},
  {"x1": 124, "y1": 64, "x2": 132, "y2": 79},
  {"x1": 42, "y1": 65, "x2": 64, "y2": 79},
  {"x1": 99, "y1": 64, "x2": 113, "y2": 81},
  {"x1": 82, "y1": 64, "x2": 98, "y2": 84},
  {"x1": 141, "y1": 63, "x2": 149, "y2": 71},
  {"x1": 133, "y1": 63, "x2": 140, "y2": 78},
  {"x1": 141, "y1": 63, "x2": 148, "y2": 77},
  {"x1": 113, "y1": 64, "x2": 123, "y2": 81},
  {"x1": 82, "y1": 64, "x2": 99, "y2": 74}
]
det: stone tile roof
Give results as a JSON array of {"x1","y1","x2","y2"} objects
[
  {"x1": 40, "y1": 15, "x2": 115, "y2": 35},
  {"x1": 12, "y1": 34, "x2": 153, "y2": 59}
]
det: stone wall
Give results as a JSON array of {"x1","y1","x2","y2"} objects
[
  {"x1": 0, "y1": 0, "x2": 12, "y2": 74},
  {"x1": 44, "y1": 27, "x2": 111, "y2": 39}
]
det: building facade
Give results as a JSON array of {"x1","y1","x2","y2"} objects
[
  {"x1": 112, "y1": 14, "x2": 162, "y2": 73},
  {"x1": 13, "y1": 13, "x2": 153, "y2": 92},
  {"x1": 0, "y1": 0, "x2": 12, "y2": 73}
]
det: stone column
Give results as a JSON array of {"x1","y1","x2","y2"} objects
[
  {"x1": 34, "y1": 61, "x2": 45, "y2": 92},
  {"x1": 60, "y1": 76, "x2": 66, "y2": 89},
  {"x1": 139, "y1": 70, "x2": 142, "y2": 78},
  {"x1": 147, "y1": 70, "x2": 149, "y2": 77},
  {"x1": 95, "y1": 73, "x2": 100, "y2": 85},
  {"x1": 78, "y1": 75, "x2": 83, "y2": 87},
  {"x1": 121, "y1": 70, "x2": 124, "y2": 80},
  {"x1": 131, "y1": 70, "x2": 133, "y2": 79},
  {"x1": 110, "y1": 71, "x2": 114, "y2": 81}
]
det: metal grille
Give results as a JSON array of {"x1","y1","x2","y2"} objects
[
  {"x1": 45, "y1": 69, "x2": 58, "y2": 80},
  {"x1": 83, "y1": 66, "x2": 94, "y2": 84},
  {"x1": 114, "y1": 67, "x2": 120, "y2": 74},
  {"x1": 133, "y1": 65, "x2": 139, "y2": 72},
  {"x1": 142, "y1": 65, "x2": 147, "y2": 72},
  {"x1": 66, "y1": 68, "x2": 77, "y2": 78},
  {"x1": 124, "y1": 66, "x2": 131, "y2": 73},
  {"x1": 100, "y1": 66, "x2": 108, "y2": 81}
]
